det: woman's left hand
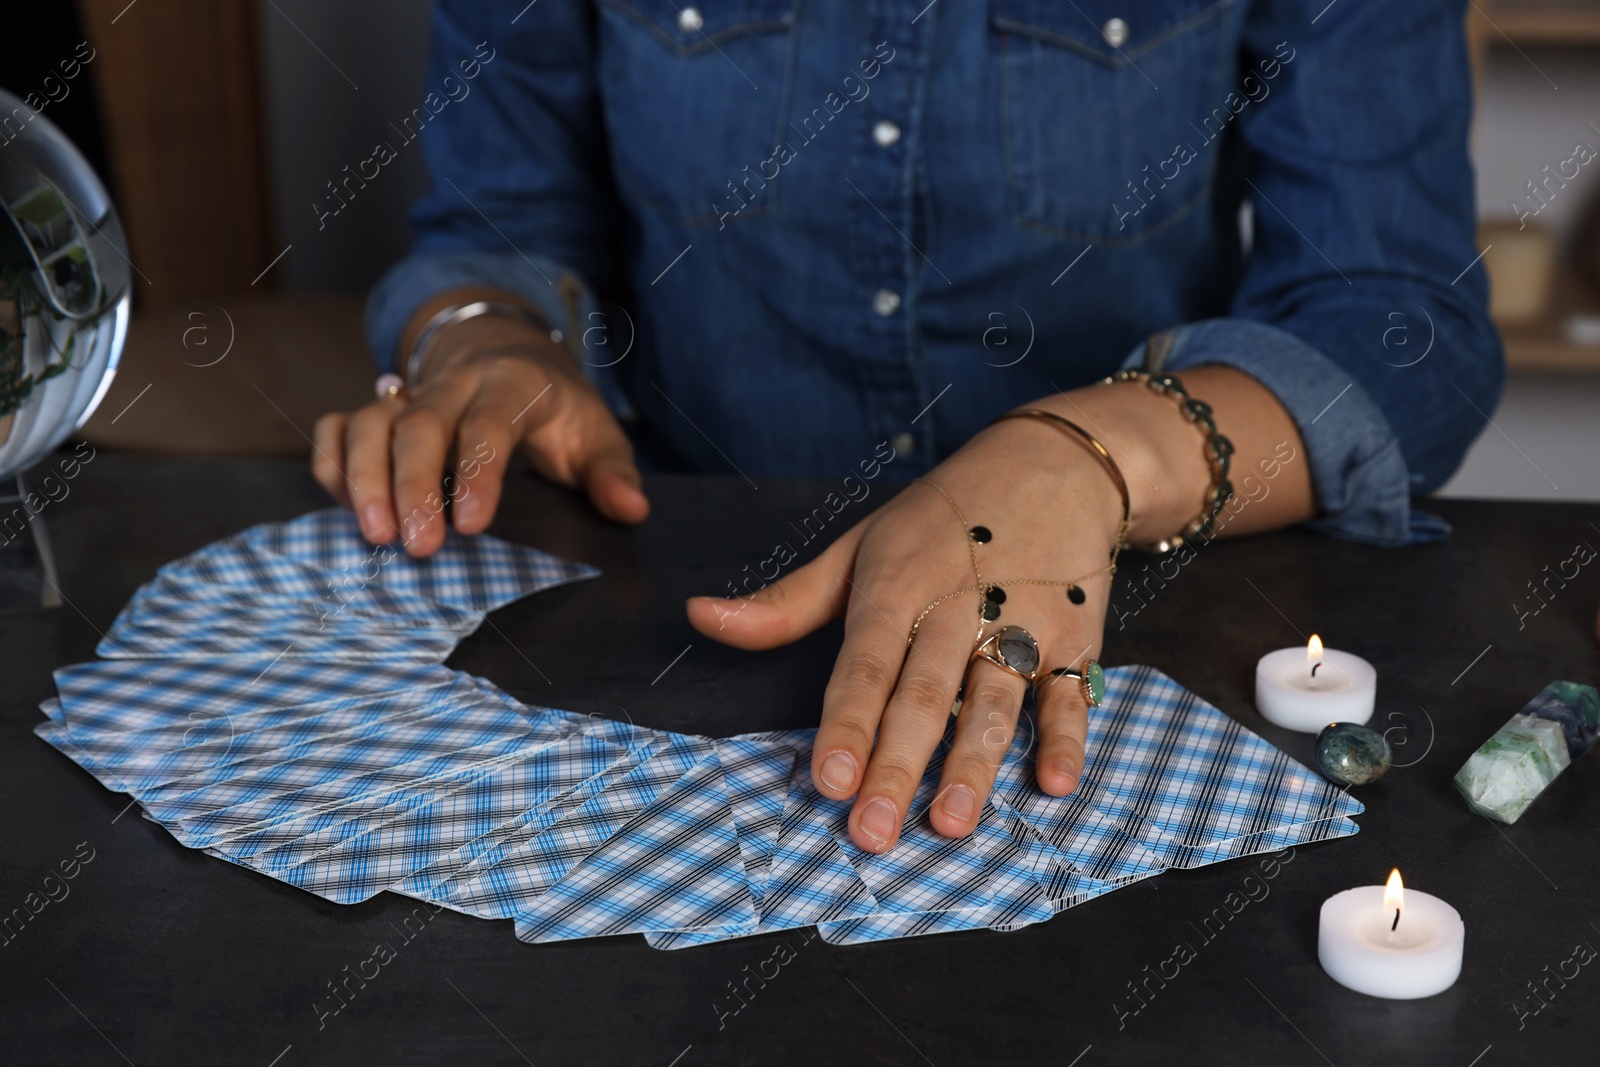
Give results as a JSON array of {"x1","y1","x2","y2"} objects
[
  {"x1": 687, "y1": 370, "x2": 1312, "y2": 855},
  {"x1": 686, "y1": 397, "x2": 1132, "y2": 855}
]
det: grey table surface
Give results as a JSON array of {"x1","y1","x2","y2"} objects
[{"x1": 2, "y1": 453, "x2": 1598, "y2": 1066}]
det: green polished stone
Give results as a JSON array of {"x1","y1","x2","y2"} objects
[
  {"x1": 1314, "y1": 722, "x2": 1392, "y2": 787},
  {"x1": 1085, "y1": 661, "x2": 1105, "y2": 706}
]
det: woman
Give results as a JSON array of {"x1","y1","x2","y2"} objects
[{"x1": 312, "y1": 0, "x2": 1502, "y2": 856}]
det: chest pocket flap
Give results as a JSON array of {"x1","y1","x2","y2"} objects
[
  {"x1": 992, "y1": 0, "x2": 1231, "y2": 65},
  {"x1": 600, "y1": 0, "x2": 800, "y2": 226},
  {"x1": 991, "y1": 0, "x2": 1240, "y2": 244},
  {"x1": 603, "y1": 0, "x2": 797, "y2": 53}
]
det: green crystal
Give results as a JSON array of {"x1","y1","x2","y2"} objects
[
  {"x1": 1523, "y1": 680, "x2": 1600, "y2": 757},
  {"x1": 1454, "y1": 713, "x2": 1571, "y2": 824},
  {"x1": 1315, "y1": 722, "x2": 1392, "y2": 787}
]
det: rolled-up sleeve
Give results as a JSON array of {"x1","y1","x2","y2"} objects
[
  {"x1": 1128, "y1": 1, "x2": 1504, "y2": 547},
  {"x1": 366, "y1": 0, "x2": 629, "y2": 411}
]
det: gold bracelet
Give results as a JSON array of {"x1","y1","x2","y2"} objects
[
  {"x1": 906, "y1": 477, "x2": 1126, "y2": 647},
  {"x1": 1100, "y1": 369, "x2": 1234, "y2": 553},
  {"x1": 986, "y1": 408, "x2": 1132, "y2": 535}
]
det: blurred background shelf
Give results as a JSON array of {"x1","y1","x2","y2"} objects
[
  {"x1": 1497, "y1": 270, "x2": 1600, "y2": 373},
  {"x1": 1469, "y1": 2, "x2": 1600, "y2": 379},
  {"x1": 1478, "y1": 1, "x2": 1600, "y2": 45}
]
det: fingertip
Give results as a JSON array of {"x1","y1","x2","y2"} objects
[
  {"x1": 686, "y1": 594, "x2": 793, "y2": 650},
  {"x1": 811, "y1": 749, "x2": 860, "y2": 800},
  {"x1": 850, "y1": 796, "x2": 901, "y2": 854},
  {"x1": 928, "y1": 784, "x2": 979, "y2": 838},
  {"x1": 1036, "y1": 752, "x2": 1081, "y2": 797},
  {"x1": 685, "y1": 595, "x2": 734, "y2": 638},
  {"x1": 398, "y1": 511, "x2": 445, "y2": 558},
  {"x1": 452, "y1": 490, "x2": 492, "y2": 536},
  {"x1": 593, "y1": 474, "x2": 650, "y2": 524},
  {"x1": 615, "y1": 487, "x2": 652, "y2": 524},
  {"x1": 360, "y1": 503, "x2": 395, "y2": 545}
]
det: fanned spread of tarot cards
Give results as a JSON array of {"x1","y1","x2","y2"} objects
[{"x1": 36, "y1": 508, "x2": 1360, "y2": 948}]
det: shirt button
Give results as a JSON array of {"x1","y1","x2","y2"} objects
[
  {"x1": 872, "y1": 289, "x2": 901, "y2": 316},
  {"x1": 890, "y1": 431, "x2": 916, "y2": 457},
  {"x1": 872, "y1": 120, "x2": 901, "y2": 147},
  {"x1": 678, "y1": 7, "x2": 704, "y2": 32},
  {"x1": 1101, "y1": 17, "x2": 1130, "y2": 47}
]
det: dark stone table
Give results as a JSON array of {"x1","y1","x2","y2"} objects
[{"x1": 3, "y1": 453, "x2": 1598, "y2": 1066}]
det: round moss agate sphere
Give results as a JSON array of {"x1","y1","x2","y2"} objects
[{"x1": 1315, "y1": 722, "x2": 1392, "y2": 787}]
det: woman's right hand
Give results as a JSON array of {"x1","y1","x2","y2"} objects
[{"x1": 312, "y1": 308, "x2": 648, "y2": 557}]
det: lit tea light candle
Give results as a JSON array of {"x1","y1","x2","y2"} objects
[
  {"x1": 1254, "y1": 634, "x2": 1376, "y2": 733},
  {"x1": 1318, "y1": 870, "x2": 1464, "y2": 999}
]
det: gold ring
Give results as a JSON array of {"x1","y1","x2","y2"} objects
[
  {"x1": 970, "y1": 625, "x2": 1042, "y2": 683},
  {"x1": 1032, "y1": 660, "x2": 1107, "y2": 707}
]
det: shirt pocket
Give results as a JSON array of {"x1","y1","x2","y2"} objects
[
  {"x1": 993, "y1": 0, "x2": 1237, "y2": 245},
  {"x1": 598, "y1": 0, "x2": 798, "y2": 228}
]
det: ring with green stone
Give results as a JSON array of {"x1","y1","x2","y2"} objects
[{"x1": 1041, "y1": 660, "x2": 1106, "y2": 708}]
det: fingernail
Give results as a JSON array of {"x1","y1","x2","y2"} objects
[
  {"x1": 819, "y1": 751, "x2": 858, "y2": 793},
  {"x1": 940, "y1": 785, "x2": 976, "y2": 824},
  {"x1": 1053, "y1": 758, "x2": 1080, "y2": 786},
  {"x1": 858, "y1": 797, "x2": 898, "y2": 846},
  {"x1": 362, "y1": 504, "x2": 387, "y2": 539}
]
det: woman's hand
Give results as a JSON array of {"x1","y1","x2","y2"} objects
[
  {"x1": 688, "y1": 368, "x2": 1314, "y2": 854},
  {"x1": 312, "y1": 297, "x2": 648, "y2": 556},
  {"x1": 689, "y1": 417, "x2": 1126, "y2": 854}
]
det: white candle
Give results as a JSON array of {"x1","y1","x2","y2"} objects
[
  {"x1": 1254, "y1": 635, "x2": 1376, "y2": 733},
  {"x1": 1318, "y1": 870, "x2": 1464, "y2": 999}
]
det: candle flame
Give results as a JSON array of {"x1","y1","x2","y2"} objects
[
  {"x1": 1307, "y1": 634, "x2": 1324, "y2": 662},
  {"x1": 1384, "y1": 868, "x2": 1404, "y2": 920}
]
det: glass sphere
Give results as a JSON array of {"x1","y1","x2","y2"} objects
[{"x1": 0, "y1": 86, "x2": 129, "y2": 484}]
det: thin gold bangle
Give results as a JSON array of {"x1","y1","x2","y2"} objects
[{"x1": 986, "y1": 409, "x2": 1132, "y2": 531}]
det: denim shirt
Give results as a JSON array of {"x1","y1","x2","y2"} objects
[{"x1": 369, "y1": 0, "x2": 1503, "y2": 547}]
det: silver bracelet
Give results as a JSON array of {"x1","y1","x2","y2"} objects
[{"x1": 404, "y1": 300, "x2": 565, "y2": 388}]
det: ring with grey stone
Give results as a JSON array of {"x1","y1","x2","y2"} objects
[{"x1": 970, "y1": 625, "x2": 1042, "y2": 683}]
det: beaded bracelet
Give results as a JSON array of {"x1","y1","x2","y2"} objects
[{"x1": 1101, "y1": 368, "x2": 1234, "y2": 554}]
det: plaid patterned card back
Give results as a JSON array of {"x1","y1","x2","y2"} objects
[
  {"x1": 425, "y1": 733, "x2": 713, "y2": 919},
  {"x1": 996, "y1": 666, "x2": 1363, "y2": 881},
  {"x1": 247, "y1": 508, "x2": 598, "y2": 612},
  {"x1": 834, "y1": 745, "x2": 1009, "y2": 917},
  {"x1": 227, "y1": 729, "x2": 629, "y2": 902},
  {"x1": 757, "y1": 756, "x2": 879, "y2": 930},
  {"x1": 512, "y1": 749, "x2": 755, "y2": 942},
  {"x1": 68, "y1": 679, "x2": 478, "y2": 794},
  {"x1": 55, "y1": 659, "x2": 458, "y2": 735}
]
